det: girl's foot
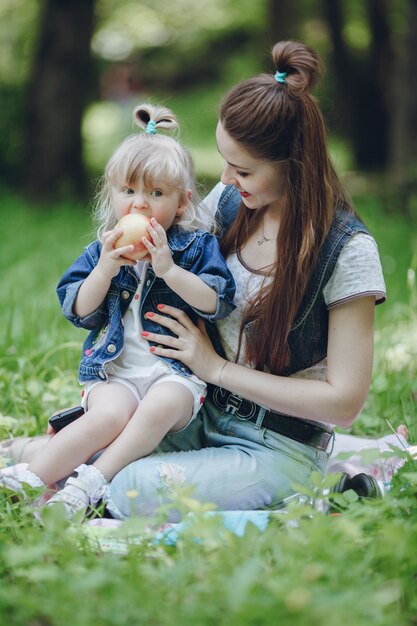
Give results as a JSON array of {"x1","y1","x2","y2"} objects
[
  {"x1": 45, "y1": 464, "x2": 107, "y2": 521},
  {"x1": 45, "y1": 476, "x2": 90, "y2": 519},
  {"x1": 0, "y1": 463, "x2": 49, "y2": 505}
]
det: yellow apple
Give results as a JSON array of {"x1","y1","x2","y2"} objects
[{"x1": 114, "y1": 214, "x2": 152, "y2": 260}]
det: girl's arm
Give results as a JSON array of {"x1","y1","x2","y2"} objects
[
  {"x1": 142, "y1": 296, "x2": 376, "y2": 428},
  {"x1": 159, "y1": 264, "x2": 218, "y2": 314},
  {"x1": 143, "y1": 219, "x2": 218, "y2": 314},
  {"x1": 74, "y1": 229, "x2": 136, "y2": 318}
]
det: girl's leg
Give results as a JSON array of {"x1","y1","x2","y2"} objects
[
  {"x1": 93, "y1": 382, "x2": 194, "y2": 481},
  {"x1": 27, "y1": 382, "x2": 137, "y2": 485}
]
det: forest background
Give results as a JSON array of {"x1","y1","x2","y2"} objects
[{"x1": 0, "y1": 2, "x2": 416, "y2": 625}]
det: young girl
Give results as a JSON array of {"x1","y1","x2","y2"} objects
[
  {"x1": 104, "y1": 40, "x2": 387, "y2": 520},
  {"x1": 0, "y1": 104, "x2": 235, "y2": 518}
]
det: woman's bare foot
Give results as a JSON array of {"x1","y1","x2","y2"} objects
[
  {"x1": 396, "y1": 424, "x2": 409, "y2": 441},
  {"x1": 0, "y1": 436, "x2": 50, "y2": 464}
]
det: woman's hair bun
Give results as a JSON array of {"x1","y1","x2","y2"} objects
[
  {"x1": 133, "y1": 103, "x2": 179, "y2": 133},
  {"x1": 272, "y1": 40, "x2": 322, "y2": 96}
]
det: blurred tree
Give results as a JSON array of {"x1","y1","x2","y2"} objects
[
  {"x1": 92, "y1": 0, "x2": 263, "y2": 90},
  {"x1": 389, "y1": 0, "x2": 417, "y2": 207},
  {"x1": 0, "y1": 0, "x2": 38, "y2": 185},
  {"x1": 23, "y1": 0, "x2": 95, "y2": 199},
  {"x1": 1, "y1": 0, "x2": 416, "y2": 201},
  {"x1": 266, "y1": 0, "x2": 301, "y2": 44},
  {"x1": 322, "y1": 0, "x2": 392, "y2": 170}
]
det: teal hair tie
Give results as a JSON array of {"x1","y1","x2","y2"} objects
[
  {"x1": 274, "y1": 71, "x2": 287, "y2": 84},
  {"x1": 145, "y1": 120, "x2": 157, "y2": 134}
]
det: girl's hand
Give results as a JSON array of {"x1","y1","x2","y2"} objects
[
  {"x1": 142, "y1": 218, "x2": 174, "y2": 278},
  {"x1": 97, "y1": 228, "x2": 137, "y2": 278},
  {"x1": 46, "y1": 424, "x2": 56, "y2": 436},
  {"x1": 142, "y1": 304, "x2": 225, "y2": 383}
]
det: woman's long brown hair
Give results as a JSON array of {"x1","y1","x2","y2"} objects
[{"x1": 219, "y1": 41, "x2": 349, "y2": 374}]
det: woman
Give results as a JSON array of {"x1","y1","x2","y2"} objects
[
  {"x1": 1, "y1": 41, "x2": 386, "y2": 520},
  {"x1": 104, "y1": 40, "x2": 385, "y2": 519}
]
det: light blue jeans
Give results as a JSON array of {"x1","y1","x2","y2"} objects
[{"x1": 106, "y1": 397, "x2": 330, "y2": 521}]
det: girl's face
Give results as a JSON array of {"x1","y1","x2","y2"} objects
[
  {"x1": 216, "y1": 122, "x2": 285, "y2": 213},
  {"x1": 111, "y1": 178, "x2": 189, "y2": 231}
]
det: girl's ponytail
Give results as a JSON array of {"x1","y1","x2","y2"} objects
[{"x1": 133, "y1": 104, "x2": 179, "y2": 134}]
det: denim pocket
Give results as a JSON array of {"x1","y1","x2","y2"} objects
[{"x1": 261, "y1": 427, "x2": 325, "y2": 472}]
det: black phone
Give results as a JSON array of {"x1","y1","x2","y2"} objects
[{"x1": 48, "y1": 406, "x2": 85, "y2": 432}]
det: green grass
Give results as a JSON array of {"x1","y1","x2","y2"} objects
[{"x1": 0, "y1": 187, "x2": 416, "y2": 625}]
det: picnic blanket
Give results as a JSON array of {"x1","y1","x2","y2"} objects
[{"x1": 77, "y1": 431, "x2": 413, "y2": 553}]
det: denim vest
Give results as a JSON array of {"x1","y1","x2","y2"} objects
[
  {"x1": 57, "y1": 224, "x2": 235, "y2": 383},
  {"x1": 216, "y1": 185, "x2": 370, "y2": 375}
]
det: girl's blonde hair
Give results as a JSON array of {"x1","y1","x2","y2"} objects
[{"x1": 93, "y1": 104, "x2": 213, "y2": 239}]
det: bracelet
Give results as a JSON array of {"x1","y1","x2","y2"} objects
[{"x1": 218, "y1": 360, "x2": 229, "y2": 389}]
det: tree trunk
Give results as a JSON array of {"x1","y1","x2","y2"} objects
[
  {"x1": 323, "y1": 0, "x2": 392, "y2": 170},
  {"x1": 389, "y1": 0, "x2": 417, "y2": 200},
  {"x1": 265, "y1": 0, "x2": 299, "y2": 48},
  {"x1": 23, "y1": 0, "x2": 95, "y2": 200}
]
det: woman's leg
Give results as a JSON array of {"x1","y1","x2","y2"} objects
[
  {"x1": 27, "y1": 382, "x2": 137, "y2": 485},
  {"x1": 0, "y1": 436, "x2": 50, "y2": 465},
  {"x1": 107, "y1": 399, "x2": 328, "y2": 521},
  {"x1": 93, "y1": 382, "x2": 194, "y2": 481}
]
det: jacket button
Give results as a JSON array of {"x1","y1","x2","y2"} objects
[
  {"x1": 121, "y1": 290, "x2": 130, "y2": 300},
  {"x1": 146, "y1": 279, "x2": 151, "y2": 287},
  {"x1": 107, "y1": 344, "x2": 117, "y2": 354}
]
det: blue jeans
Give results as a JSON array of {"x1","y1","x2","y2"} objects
[{"x1": 106, "y1": 397, "x2": 329, "y2": 521}]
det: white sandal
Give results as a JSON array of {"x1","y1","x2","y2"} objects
[
  {"x1": 45, "y1": 465, "x2": 107, "y2": 521},
  {"x1": 45, "y1": 476, "x2": 90, "y2": 519},
  {"x1": 0, "y1": 463, "x2": 49, "y2": 505}
]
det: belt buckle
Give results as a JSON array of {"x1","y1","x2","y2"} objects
[
  {"x1": 226, "y1": 394, "x2": 258, "y2": 421},
  {"x1": 211, "y1": 387, "x2": 257, "y2": 421},
  {"x1": 225, "y1": 394, "x2": 243, "y2": 416},
  {"x1": 326, "y1": 431, "x2": 335, "y2": 454}
]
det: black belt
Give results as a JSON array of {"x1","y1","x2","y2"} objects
[{"x1": 208, "y1": 386, "x2": 334, "y2": 452}]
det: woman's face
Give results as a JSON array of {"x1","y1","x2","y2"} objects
[{"x1": 216, "y1": 122, "x2": 285, "y2": 213}]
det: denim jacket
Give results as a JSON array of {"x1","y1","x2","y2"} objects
[
  {"x1": 216, "y1": 185, "x2": 371, "y2": 375},
  {"x1": 57, "y1": 224, "x2": 236, "y2": 383}
]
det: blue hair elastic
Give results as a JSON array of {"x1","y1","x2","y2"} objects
[
  {"x1": 145, "y1": 120, "x2": 157, "y2": 134},
  {"x1": 274, "y1": 71, "x2": 287, "y2": 84}
]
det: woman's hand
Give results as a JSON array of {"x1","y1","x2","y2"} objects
[{"x1": 142, "y1": 304, "x2": 225, "y2": 384}]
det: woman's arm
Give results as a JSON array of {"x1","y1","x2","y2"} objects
[{"x1": 145, "y1": 296, "x2": 375, "y2": 428}]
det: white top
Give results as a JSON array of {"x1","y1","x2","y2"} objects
[
  {"x1": 107, "y1": 261, "x2": 205, "y2": 394},
  {"x1": 204, "y1": 183, "x2": 386, "y2": 382},
  {"x1": 107, "y1": 261, "x2": 169, "y2": 379}
]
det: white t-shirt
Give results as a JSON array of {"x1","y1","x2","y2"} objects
[
  {"x1": 204, "y1": 183, "x2": 386, "y2": 381},
  {"x1": 106, "y1": 260, "x2": 169, "y2": 380}
]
